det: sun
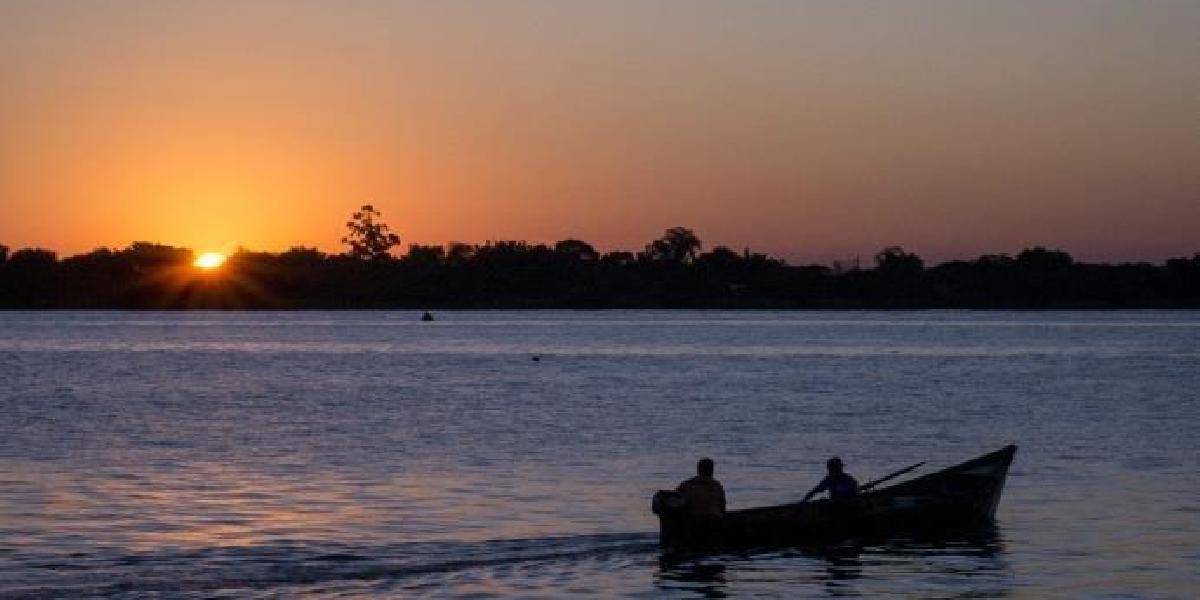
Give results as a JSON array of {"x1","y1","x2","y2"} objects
[{"x1": 193, "y1": 252, "x2": 227, "y2": 270}]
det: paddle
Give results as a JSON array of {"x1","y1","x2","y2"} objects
[{"x1": 857, "y1": 461, "x2": 925, "y2": 493}]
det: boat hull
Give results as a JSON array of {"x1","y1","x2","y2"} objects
[{"x1": 653, "y1": 445, "x2": 1016, "y2": 549}]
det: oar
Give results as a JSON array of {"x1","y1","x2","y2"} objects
[{"x1": 858, "y1": 461, "x2": 925, "y2": 493}]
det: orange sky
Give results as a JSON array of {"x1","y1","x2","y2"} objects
[{"x1": 1, "y1": 1, "x2": 1197, "y2": 263}]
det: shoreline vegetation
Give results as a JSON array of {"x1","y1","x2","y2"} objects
[{"x1": 2, "y1": 207, "x2": 1197, "y2": 310}]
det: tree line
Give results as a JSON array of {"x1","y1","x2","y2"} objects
[{"x1": 1, "y1": 205, "x2": 1197, "y2": 309}]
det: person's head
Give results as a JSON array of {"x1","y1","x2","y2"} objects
[
  {"x1": 697, "y1": 458, "x2": 715, "y2": 477},
  {"x1": 826, "y1": 456, "x2": 844, "y2": 474}
]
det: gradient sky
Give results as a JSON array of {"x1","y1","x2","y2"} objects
[{"x1": 1, "y1": 1, "x2": 1196, "y2": 263}]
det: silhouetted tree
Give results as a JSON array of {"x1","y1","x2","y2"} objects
[
  {"x1": 0, "y1": 227, "x2": 1196, "y2": 308},
  {"x1": 445, "y1": 242, "x2": 475, "y2": 265},
  {"x1": 342, "y1": 205, "x2": 401, "y2": 260},
  {"x1": 601, "y1": 251, "x2": 635, "y2": 266},
  {"x1": 646, "y1": 227, "x2": 702, "y2": 263},
  {"x1": 874, "y1": 246, "x2": 924, "y2": 274},
  {"x1": 8, "y1": 248, "x2": 57, "y2": 266},
  {"x1": 404, "y1": 244, "x2": 446, "y2": 266},
  {"x1": 476, "y1": 240, "x2": 548, "y2": 264},
  {"x1": 1166, "y1": 253, "x2": 1200, "y2": 275},
  {"x1": 0, "y1": 244, "x2": 8, "y2": 264},
  {"x1": 696, "y1": 246, "x2": 741, "y2": 267},
  {"x1": 975, "y1": 254, "x2": 1014, "y2": 267},
  {"x1": 1016, "y1": 247, "x2": 1073, "y2": 271},
  {"x1": 554, "y1": 239, "x2": 598, "y2": 262},
  {"x1": 2, "y1": 248, "x2": 59, "y2": 307},
  {"x1": 860, "y1": 246, "x2": 929, "y2": 306},
  {"x1": 280, "y1": 246, "x2": 326, "y2": 263},
  {"x1": 122, "y1": 242, "x2": 191, "y2": 269},
  {"x1": 1166, "y1": 253, "x2": 1200, "y2": 303}
]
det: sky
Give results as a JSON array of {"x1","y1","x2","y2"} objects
[{"x1": 1, "y1": 0, "x2": 1196, "y2": 264}]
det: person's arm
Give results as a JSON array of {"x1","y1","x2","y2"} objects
[
  {"x1": 718, "y1": 485, "x2": 727, "y2": 515},
  {"x1": 802, "y1": 476, "x2": 829, "y2": 502}
]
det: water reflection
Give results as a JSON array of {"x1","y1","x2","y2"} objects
[
  {"x1": 0, "y1": 463, "x2": 633, "y2": 554},
  {"x1": 2, "y1": 310, "x2": 1196, "y2": 597},
  {"x1": 656, "y1": 529, "x2": 1010, "y2": 599},
  {"x1": 820, "y1": 551, "x2": 863, "y2": 597},
  {"x1": 658, "y1": 559, "x2": 729, "y2": 598}
]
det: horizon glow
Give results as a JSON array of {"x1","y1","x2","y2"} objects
[{"x1": 1, "y1": 1, "x2": 1197, "y2": 264}]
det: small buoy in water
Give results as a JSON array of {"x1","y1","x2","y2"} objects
[
  {"x1": 421, "y1": 312, "x2": 435, "y2": 322},
  {"x1": 532, "y1": 355, "x2": 541, "y2": 362}
]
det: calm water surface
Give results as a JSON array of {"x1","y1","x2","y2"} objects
[{"x1": 0, "y1": 311, "x2": 1197, "y2": 598}]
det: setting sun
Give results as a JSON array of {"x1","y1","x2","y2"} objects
[{"x1": 193, "y1": 252, "x2": 227, "y2": 270}]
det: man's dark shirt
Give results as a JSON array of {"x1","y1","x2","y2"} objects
[
  {"x1": 676, "y1": 475, "x2": 727, "y2": 519},
  {"x1": 811, "y1": 472, "x2": 859, "y2": 501}
]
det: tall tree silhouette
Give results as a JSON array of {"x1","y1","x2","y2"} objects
[
  {"x1": 646, "y1": 227, "x2": 702, "y2": 263},
  {"x1": 874, "y1": 246, "x2": 924, "y2": 275},
  {"x1": 342, "y1": 205, "x2": 401, "y2": 260}
]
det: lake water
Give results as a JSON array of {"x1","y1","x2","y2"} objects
[{"x1": 0, "y1": 310, "x2": 1197, "y2": 598}]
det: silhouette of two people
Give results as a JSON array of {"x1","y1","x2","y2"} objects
[{"x1": 674, "y1": 455, "x2": 857, "y2": 520}]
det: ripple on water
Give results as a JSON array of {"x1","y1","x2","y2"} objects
[{"x1": 0, "y1": 310, "x2": 1197, "y2": 598}]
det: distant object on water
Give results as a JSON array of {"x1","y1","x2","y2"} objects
[
  {"x1": 532, "y1": 355, "x2": 541, "y2": 362},
  {"x1": 421, "y1": 312, "x2": 435, "y2": 322},
  {"x1": 653, "y1": 445, "x2": 1017, "y2": 550}
]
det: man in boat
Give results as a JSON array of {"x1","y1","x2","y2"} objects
[
  {"x1": 802, "y1": 456, "x2": 859, "y2": 503},
  {"x1": 676, "y1": 458, "x2": 726, "y2": 520}
]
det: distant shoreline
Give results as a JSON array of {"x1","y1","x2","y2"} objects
[
  {"x1": 3, "y1": 305, "x2": 1198, "y2": 312},
  {"x1": 2, "y1": 238, "x2": 1197, "y2": 310}
]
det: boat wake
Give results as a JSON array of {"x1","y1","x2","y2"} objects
[
  {"x1": 0, "y1": 532, "x2": 661, "y2": 599},
  {"x1": 1, "y1": 528, "x2": 1013, "y2": 599}
]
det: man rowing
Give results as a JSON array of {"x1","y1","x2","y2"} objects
[{"x1": 802, "y1": 456, "x2": 859, "y2": 503}]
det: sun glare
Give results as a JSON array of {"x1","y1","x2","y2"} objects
[{"x1": 193, "y1": 252, "x2": 227, "y2": 270}]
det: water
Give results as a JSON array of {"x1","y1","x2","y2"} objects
[{"x1": 0, "y1": 310, "x2": 1197, "y2": 598}]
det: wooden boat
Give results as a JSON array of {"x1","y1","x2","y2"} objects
[{"x1": 652, "y1": 445, "x2": 1016, "y2": 549}]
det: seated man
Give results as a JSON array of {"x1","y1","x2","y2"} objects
[
  {"x1": 802, "y1": 456, "x2": 859, "y2": 503},
  {"x1": 677, "y1": 457, "x2": 727, "y2": 519}
]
